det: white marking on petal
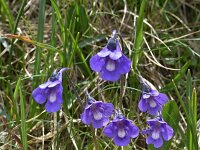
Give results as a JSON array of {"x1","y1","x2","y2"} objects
[
  {"x1": 149, "y1": 100, "x2": 157, "y2": 108},
  {"x1": 39, "y1": 82, "x2": 51, "y2": 89},
  {"x1": 97, "y1": 50, "x2": 111, "y2": 57},
  {"x1": 118, "y1": 128, "x2": 126, "y2": 138},
  {"x1": 93, "y1": 111, "x2": 103, "y2": 120},
  {"x1": 109, "y1": 51, "x2": 122, "y2": 60},
  {"x1": 151, "y1": 130, "x2": 160, "y2": 140},
  {"x1": 143, "y1": 94, "x2": 150, "y2": 99},
  {"x1": 106, "y1": 60, "x2": 115, "y2": 71},
  {"x1": 48, "y1": 81, "x2": 60, "y2": 88},
  {"x1": 49, "y1": 92, "x2": 57, "y2": 103}
]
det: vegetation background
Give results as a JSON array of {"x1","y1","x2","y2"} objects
[{"x1": 0, "y1": 0, "x2": 199, "y2": 149}]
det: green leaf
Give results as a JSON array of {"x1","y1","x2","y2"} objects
[
  {"x1": 76, "y1": 4, "x2": 89, "y2": 34},
  {"x1": 133, "y1": 0, "x2": 147, "y2": 70},
  {"x1": 162, "y1": 100, "x2": 180, "y2": 149},
  {"x1": 148, "y1": 144, "x2": 155, "y2": 150},
  {"x1": 162, "y1": 100, "x2": 180, "y2": 131}
]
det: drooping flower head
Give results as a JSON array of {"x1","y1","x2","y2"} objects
[
  {"x1": 32, "y1": 68, "x2": 68, "y2": 112},
  {"x1": 81, "y1": 93, "x2": 114, "y2": 128},
  {"x1": 138, "y1": 78, "x2": 168, "y2": 116},
  {"x1": 142, "y1": 117, "x2": 174, "y2": 148},
  {"x1": 90, "y1": 30, "x2": 131, "y2": 81},
  {"x1": 103, "y1": 110, "x2": 139, "y2": 146}
]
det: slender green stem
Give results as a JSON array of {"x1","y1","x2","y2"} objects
[
  {"x1": 116, "y1": 32, "x2": 125, "y2": 110},
  {"x1": 119, "y1": 76, "x2": 124, "y2": 110},
  {"x1": 90, "y1": 127, "x2": 99, "y2": 150},
  {"x1": 66, "y1": 74, "x2": 99, "y2": 150},
  {"x1": 52, "y1": 112, "x2": 57, "y2": 150},
  {"x1": 65, "y1": 72, "x2": 84, "y2": 109}
]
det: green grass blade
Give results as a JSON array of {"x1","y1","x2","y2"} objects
[
  {"x1": 186, "y1": 70, "x2": 199, "y2": 150},
  {"x1": 47, "y1": 6, "x2": 57, "y2": 72},
  {"x1": 172, "y1": 80, "x2": 189, "y2": 117},
  {"x1": 163, "y1": 101, "x2": 180, "y2": 131},
  {"x1": 186, "y1": 70, "x2": 193, "y2": 150},
  {"x1": 162, "y1": 101, "x2": 180, "y2": 149},
  {"x1": 191, "y1": 88, "x2": 198, "y2": 149},
  {"x1": 173, "y1": 80, "x2": 198, "y2": 150},
  {"x1": 133, "y1": 0, "x2": 147, "y2": 70},
  {"x1": 186, "y1": 70, "x2": 192, "y2": 103},
  {"x1": 67, "y1": 32, "x2": 80, "y2": 67},
  {"x1": 9, "y1": 0, "x2": 27, "y2": 70},
  {"x1": 34, "y1": 0, "x2": 46, "y2": 81},
  {"x1": 50, "y1": 0, "x2": 66, "y2": 66},
  {"x1": 30, "y1": 0, "x2": 46, "y2": 118},
  {"x1": 67, "y1": 29, "x2": 92, "y2": 77},
  {"x1": 78, "y1": 34, "x2": 106, "y2": 48},
  {"x1": 192, "y1": 88, "x2": 197, "y2": 130},
  {"x1": 19, "y1": 78, "x2": 27, "y2": 150},
  {"x1": 0, "y1": 0, "x2": 14, "y2": 31},
  {"x1": 163, "y1": 61, "x2": 191, "y2": 92},
  {"x1": 50, "y1": 0, "x2": 65, "y2": 42},
  {"x1": 12, "y1": 77, "x2": 21, "y2": 124}
]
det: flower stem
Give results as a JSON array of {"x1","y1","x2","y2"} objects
[
  {"x1": 90, "y1": 127, "x2": 99, "y2": 150},
  {"x1": 116, "y1": 32, "x2": 125, "y2": 111},
  {"x1": 64, "y1": 72, "x2": 84, "y2": 110},
  {"x1": 66, "y1": 73, "x2": 99, "y2": 150},
  {"x1": 119, "y1": 76, "x2": 125, "y2": 110},
  {"x1": 52, "y1": 112, "x2": 57, "y2": 149}
]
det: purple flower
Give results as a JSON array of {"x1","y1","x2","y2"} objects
[
  {"x1": 138, "y1": 83, "x2": 168, "y2": 116},
  {"x1": 81, "y1": 95, "x2": 114, "y2": 128},
  {"x1": 32, "y1": 68, "x2": 68, "y2": 112},
  {"x1": 90, "y1": 33, "x2": 131, "y2": 81},
  {"x1": 103, "y1": 111, "x2": 139, "y2": 146},
  {"x1": 142, "y1": 118, "x2": 174, "y2": 148}
]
